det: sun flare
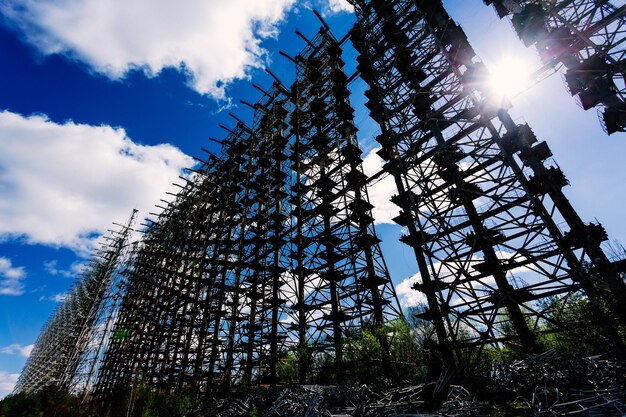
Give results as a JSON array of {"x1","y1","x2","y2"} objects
[{"x1": 488, "y1": 56, "x2": 533, "y2": 101}]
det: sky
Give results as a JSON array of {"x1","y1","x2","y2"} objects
[{"x1": 0, "y1": 0, "x2": 624, "y2": 399}]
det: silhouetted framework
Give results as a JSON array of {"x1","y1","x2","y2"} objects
[
  {"x1": 484, "y1": 0, "x2": 625, "y2": 134},
  {"x1": 285, "y1": 27, "x2": 401, "y2": 381},
  {"x1": 348, "y1": 0, "x2": 626, "y2": 365},
  {"x1": 15, "y1": 1, "x2": 626, "y2": 399},
  {"x1": 13, "y1": 211, "x2": 136, "y2": 394},
  {"x1": 93, "y1": 26, "x2": 401, "y2": 396}
]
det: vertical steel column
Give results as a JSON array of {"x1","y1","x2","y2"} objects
[
  {"x1": 285, "y1": 27, "x2": 403, "y2": 379},
  {"x1": 71, "y1": 22, "x2": 402, "y2": 396},
  {"x1": 349, "y1": 0, "x2": 626, "y2": 365}
]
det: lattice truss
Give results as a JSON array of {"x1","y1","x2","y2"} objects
[
  {"x1": 285, "y1": 28, "x2": 401, "y2": 374},
  {"x1": 348, "y1": 0, "x2": 626, "y2": 364},
  {"x1": 14, "y1": 212, "x2": 136, "y2": 394},
  {"x1": 94, "y1": 26, "x2": 401, "y2": 396},
  {"x1": 484, "y1": 0, "x2": 626, "y2": 134},
  {"x1": 94, "y1": 154, "x2": 247, "y2": 394}
]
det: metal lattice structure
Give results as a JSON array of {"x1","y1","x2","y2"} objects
[
  {"x1": 93, "y1": 26, "x2": 401, "y2": 395},
  {"x1": 15, "y1": 1, "x2": 626, "y2": 398},
  {"x1": 483, "y1": 0, "x2": 626, "y2": 134},
  {"x1": 14, "y1": 211, "x2": 136, "y2": 394},
  {"x1": 348, "y1": 0, "x2": 626, "y2": 365}
]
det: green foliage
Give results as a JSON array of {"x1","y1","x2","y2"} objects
[
  {"x1": 480, "y1": 295, "x2": 626, "y2": 364},
  {"x1": 317, "y1": 318, "x2": 430, "y2": 384},
  {"x1": 309, "y1": 350, "x2": 339, "y2": 384},
  {"x1": 0, "y1": 386, "x2": 82, "y2": 417},
  {"x1": 276, "y1": 350, "x2": 299, "y2": 385},
  {"x1": 275, "y1": 346, "x2": 314, "y2": 385},
  {"x1": 345, "y1": 328, "x2": 382, "y2": 362},
  {"x1": 111, "y1": 328, "x2": 130, "y2": 341},
  {"x1": 481, "y1": 345, "x2": 521, "y2": 363},
  {"x1": 343, "y1": 328, "x2": 384, "y2": 383},
  {"x1": 536, "y1": 295, "x2": 626, "y2": 356},
  {"x1": 4, "y1": 297, "x2": 621, "y2": 416},
  {"x1": 0, "y1": 386, "x2": 196, "y2": 417},
  {"x1": 386, "y1": 319, "x2": 428, "y2": 381},
  {"x1": 233, "y1": 379, "x2": 251, "y2": 397},
  {"x1": 249, "y1": 405, "x2": 259, "y2": 417}
]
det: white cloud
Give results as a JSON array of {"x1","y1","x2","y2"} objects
[
  {"x1": 39, "y1": 293, "x2": 68, "y2": 303},
  {"x1": 324, "y1": 0, "x2": 354, "y2": 13},
  {"x1": 0, "y1": 110, "x2": 193, "y2": 254},
  {"x1": 0, "y1": 343, "x2": 34, "y2": 358},
  {"x1": 53, "y1": 293, "x2": 68, "y2": 302},
  {"x1": 395, "y1": 272, "x2": 427, "y2": 309},
  {"x1": 0, "y1": 371, "x2": 19, "y2": 400},
  {"x1": 43, "y1": 260, "x2": 85, "y2": 278},
  {"x1": 1, "y1": 0, "x2": 297, "y2": 98},
  {"x1": 361, "y1": 148, "x2": 400, "y2": 225},
  {"x1": 0, "y1": 257, "x2": 26, "y2": 296}
]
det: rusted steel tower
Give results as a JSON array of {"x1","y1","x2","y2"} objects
[
  {"x1": 348, "y1": 0, "x2": 626, "y2": 365},
  {"x1": 15, "y1": 2, "x2": 626, "y2": 398},
  {"x1": 94, "y1": 26, "x2": 401, "y2": 395},
  {"x1": 284, "y1": 27, "x2": 401, "y2": 380},
  {"x1": 14, "y1": 211, "x2": 136, "y2": 394},
  {"x1": 94, "y1": 152, "x2": 249, "y2": 393},
  {"x1": 484, "y1": 0, "x2": 626, "y2": 134}
]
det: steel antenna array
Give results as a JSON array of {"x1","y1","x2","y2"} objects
[{"x1": 347, "y1": 0, "x2": 626, "y2": 366}]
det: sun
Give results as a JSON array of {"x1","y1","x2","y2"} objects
[{"x1": 487, "y1": 55, "x2": 533, "y2": 101}]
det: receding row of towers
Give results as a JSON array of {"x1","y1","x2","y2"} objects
[{"x1": 15, "y1": 0, "x2": 626, "y2": 397}]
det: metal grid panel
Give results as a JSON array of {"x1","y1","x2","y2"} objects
[
  {"x1": 92, "y1": 27, "x2": 401, "y2": 395},
  {"x1": 14, "y1": 211, "x2": 136, "y2": 394},
  {"x1": 348, "y1": 0, "x2": 626, "y2": 365}
]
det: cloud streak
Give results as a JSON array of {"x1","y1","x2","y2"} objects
[
  {"x1": 0, "y1": 371, "x2": 19, "y2": 400},
  {"x1": 0, "y1": 344, "x2": 34, "y2": 358},
  {"x1": 1, "y1": 0, "x2": 297, "y2": 98},
  {"x1": 0, "y1": 257, "x2": 26, "y2": 296},
  {"x1": 324, "y1": 0, "x2": 354, "y2": 14},
  {"x1": 43, "y1": 260, "x2": 85, "y2": 278},
  {"x1": 39, "y1": 293, "x2": 68, "y2": 303},
  {"x1": 0, "y1": 110, "x2": 193, "y2": 254}
]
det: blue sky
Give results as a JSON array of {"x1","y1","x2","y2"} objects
[{"x1": 0, "y1": 0, "x2": 624, "y2": 398}]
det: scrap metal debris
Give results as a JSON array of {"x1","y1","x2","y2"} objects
[
  {"x1": 191, "y1": 352, "x2": 626, "y2": 417},
  {"x1": 533, "y1": 387, "x2": 626, "y2": 416},
  {"x1": 194, "y1": 381, "x2": 480, "y2": 417},
  {"x1": 488, "y1": 351, "x2": 626, "y2": 416}
]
